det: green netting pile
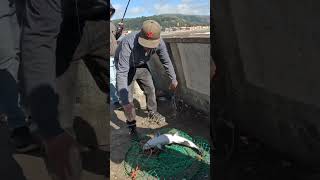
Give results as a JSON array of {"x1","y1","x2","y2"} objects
[{"x1": 123, "y1": 128, "x2": 210, "y2": 179}]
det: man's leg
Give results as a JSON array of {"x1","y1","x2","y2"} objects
[
  {"x1": 75, "y1": 20, "x2": 109, "y2": 95},
  {"x1": 110, "y1": 57, "x2": 121, "y2": 108},
  {"x1": 127, "y1": 73, "x2": 136, "y2": 106},
  {"x1": 21, "y1": 0, "x2": 65, "y2": 139},
  {"x1": 124, "y1": 69, "x2": 138, "y2": 135},
  {"x1": 21, "y1": 1, "x2": 83, "y2": 179},
  {"x1": 136, "y1": 68, "x2": 165, "y2": 123},
  {"x1": 0, "y1": 0, "x2": 38, "y2": 152},
  {"x1": 0, "y1": 70, "x2": 39, "y2": 152},
  {"x1": 135, "y1": 68, "x2": 157, "y2": 112},
  {"x1": 0, "y1": 0, "x2": 20, "y2": 82}
]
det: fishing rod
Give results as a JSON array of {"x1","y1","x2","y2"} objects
[
  {"x1": 115, "y1": 0, "x2": 131, "y2": 41},
  {"x1": 121, "y1": 0, "x2": 131, "y2": 23}
]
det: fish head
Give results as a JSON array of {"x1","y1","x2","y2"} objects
[
  {"x1": 156, "y1": 144, "x2": 165, "y2": 150},
  {"x1": 143, "y1": 141, "x2": 155, "y2": 150},
  {"x1": 143, "y1": 134, "x2": 171, "y2": 150},
  {"x1": 143, "y1": 139, "x2": 154, "y2": 150},
  {"x1": 142, "y1": 135, "x2": 162, "y2": 150}
]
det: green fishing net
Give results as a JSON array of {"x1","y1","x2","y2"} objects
[{"x1": 123, "y1": 128, "x2": 210, "y2": 179}]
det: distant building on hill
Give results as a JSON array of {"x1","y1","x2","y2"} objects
[{"x1": 163, "y1": 25, "x2": 209, "y2": 32}]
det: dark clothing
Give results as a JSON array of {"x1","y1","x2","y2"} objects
[
  {"x1": 21, "y1": 0, "x2": 65, "y2": 139},
  {"x1": 0, "y1": 0, "x2": 20, "y2": 81},
  {"x1": 0, "y1": 0, "x2": 27, "y2": 130},
  {"x1": 110, "y1": 3, "x2": 115, "y2": 15},
  {"x1": 73, "y1": 20, "x2": 108, "y2": 94},
  {"x1": 0, "y1": 70, "x2": 26, "y2": 129},
  {"x1": 115, "y1": 31, "x2": 176, "y2": 105},
  {"x1": 127, "y1": 66, "x2": 157, "y2": 112},
  {"x1": 20, "y1": 0, "x2": 107, "y2": 139}
]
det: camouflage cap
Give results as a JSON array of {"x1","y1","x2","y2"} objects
[{"x1": 138, "y1": 20, "x2": 161, "y2": 48}]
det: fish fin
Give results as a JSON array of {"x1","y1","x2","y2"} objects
[
  {"x1": 154, "y1": 131, "x2": 161, "y2": 138},
  {"x1": 156, "y1": 144, "x2": 164, "y2": 150},
  {"x1": 181, "y1": 140, "x2": 191, "y2": 146},
  {"x1": 173, "y1": 132, "x2": 179, "y2": 136}
]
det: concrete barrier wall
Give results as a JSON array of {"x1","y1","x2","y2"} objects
[
  {"x1": 56, "y1": 60, "x2": 109, "y2": 149},
  {"x1": 228, "y1": 0, "x2": 320, "y2": 107},
  {"x1": 148, "y1": 37, "x2": 211, "y2": 113},
  {"x1": 214, "y1": 0, "x2": 320, "y2": 166}
]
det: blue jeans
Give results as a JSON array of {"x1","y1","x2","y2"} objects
[
  {"x1": 0, "y1": 1, "x2": 26, "y2": 129},
  {"x1": 110, "y1": 57, "x2": 119, "y2": 104}
]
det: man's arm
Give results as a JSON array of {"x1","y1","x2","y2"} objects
[
  {"x1": 116, "y1": 40, "x2": 131, "y2": 105},
  {"x1": 156, "y1": 39, "x2": 177, "y2": 81}
]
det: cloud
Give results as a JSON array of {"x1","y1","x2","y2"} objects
[
  {"x1": 112, "y1": 3, "x2": 122, "y2": 10},
  {"x1": 129, "y1": 7, "x2": 145, "y2": 16},
  {"x1": 111, "y1": 3, "x2": 124, "y2": 19},
  {"x1": 111, "y1": 3, "x2": 146, "y2": 19},
  {"x1": 111, "y1": 0, "x2": 210, "y2": 19},
  {"x1": 153, "y1": 0, "x2": 210, "y2": 15}
]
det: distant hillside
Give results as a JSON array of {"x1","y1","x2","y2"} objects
[{"x1": 113, "y1": 14, "x2": 210, "y2": 31}]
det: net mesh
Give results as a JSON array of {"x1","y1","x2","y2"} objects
[{"x1": 123, "y1": 128, "x2": 210, "y2": 179}]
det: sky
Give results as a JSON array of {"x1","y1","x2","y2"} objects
[{"x1": 111, "y1": 0, "x2": 210, "y2": 20}]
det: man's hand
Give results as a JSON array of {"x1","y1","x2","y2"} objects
[
  {"x1": 123, "y1": 103, "x2": 133, "y2": 113},
  {"x1": 118, "y1": 22, "x2": 124, "y2": 30},
  {"x1": 116, "y1": 22, "x2": 125, "y2": 39},
  {"x1": 45, "y1": 132, "x2": 80, "y2": 180},
  {"x1": 169, "y1": 80, "x2": 178, "y2": 92},
  {"x1": 123, "y1": 103, "x2": 135, "y2": 121}
]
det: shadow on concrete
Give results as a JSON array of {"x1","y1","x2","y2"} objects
[
  {"x1": 110, "y1": 107, "x2": 158, "y2": 165},
  {"x1": 73, "y1": 116, "x2": 109, "y2": 177},
  {"x1": 56, "y1": 15, "x2": 84, "y2": 77},
  {"x1": 0, "y1": 116, "x2": 109, "y2": 179},
  {"x1": 133, "y1": 98, "x2": 142, "y2": 110},
  {"x1": 74, "y1": 116, "x2": 98, "y2": 148},
  {"x1": 81, "y1": 149, "x2": 109, "y2": 177},
  {"x1": 0, "y1": 126, "x2": 29, "y2": 180},
  {"x1": 133, "y1": 98, "x2": 148, "y2": 119},
  {"x1": 156, "y1": 94, "x2": 211, "y2": 139},
  {"x1": 110, "y1": 98, "x2": 146, "y2": 129}
]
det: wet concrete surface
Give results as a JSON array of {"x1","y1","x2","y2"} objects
[
  {"x1": 110, "y1": 97, "x2": 211, "y2": 180},
  {"x1": 0, "y1": 124, "x2": 109, "y2": 180}
]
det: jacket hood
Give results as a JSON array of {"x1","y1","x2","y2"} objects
[{"x1": 110, "y1": 3, "x2": 115, "y2": 18}]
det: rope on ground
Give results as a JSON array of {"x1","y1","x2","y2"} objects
[{"x1": 130, "y1": 166, "x2": 140, "y2": 180}]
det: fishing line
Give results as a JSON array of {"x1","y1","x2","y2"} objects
[{"x1": 74, "y1": 0, "x2": 81, "y2": 40}]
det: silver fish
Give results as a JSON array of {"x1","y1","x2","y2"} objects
[{"x1": 143, "y1": 132, "x2": 201, "y2": 154}]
